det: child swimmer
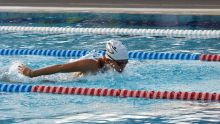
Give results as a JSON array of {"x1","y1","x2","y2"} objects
[{"x1": 18, "y1": 40, "x2": 128, "y2": 78}]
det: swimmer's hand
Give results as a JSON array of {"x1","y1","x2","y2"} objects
[{"x1": 18, "y1": 65, "x2": 33, "y2": 78}]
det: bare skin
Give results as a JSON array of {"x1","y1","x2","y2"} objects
[{"x1": 18, "y1": 57, "x2": 128, "y2": 78}]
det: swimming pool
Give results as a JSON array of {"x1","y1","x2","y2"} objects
[{"x1": 0, "y1": 12, "x2": 220, "y2": 123}]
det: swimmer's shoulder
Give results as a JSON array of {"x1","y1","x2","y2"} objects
[{"x1": 89, "y1": 58, "x2": 104, "y2": 68}]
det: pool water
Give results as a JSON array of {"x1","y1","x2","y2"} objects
[
  {"x1": 1, "y1": 12, "x2": 220, "y2": 29},
  {"x1": 0, "y1": 13, "x2": 220, "y2": 123}
]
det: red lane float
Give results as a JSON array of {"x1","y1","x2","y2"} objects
[
  {"x1": 200, "y1": 54, "x2": 220, "y2": 62},
  {"x1": 32, "y1": 85, "x2": 220, "y2": 101}
]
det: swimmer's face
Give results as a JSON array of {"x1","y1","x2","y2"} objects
[{"x1": 115, "y1": 60, "x2": 128, "y2": 70}]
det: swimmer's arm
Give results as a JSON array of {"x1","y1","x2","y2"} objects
[{"x1": 19, "y1": 59, "x2": 99, "y2": 78}]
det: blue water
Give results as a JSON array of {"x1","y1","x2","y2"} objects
[
  {"x1": 1, "y1": 12, "x2": 220, "y2": 29},
  {"x1": 0, "y1": 13, "x2": 220, "y2": 123}
]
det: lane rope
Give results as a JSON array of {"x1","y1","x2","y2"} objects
[
  {"x1": 0, "y1": 26, "x2": 220, "y2": 38},
  {"x1": 200, "y1": 54, "x2": 220, "y2": 62},
  {"x1": 0, "y1": 83, "x2": 219, "y2": 102},
  {"x1": 0, "y1": 49, "x2": 219, "y2": 62}
]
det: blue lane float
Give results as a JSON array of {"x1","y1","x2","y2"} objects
[
  {"x1": 0, "y1": 83, "x2": 32, "y2": 92},
  {"x1": 0, "y1": 49, "x2": 200, "y2": 60},
  {"x1": 128, "y1": 52, "x2": 199, "y2": 60}
]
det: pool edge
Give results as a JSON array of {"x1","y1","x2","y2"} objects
[{"x1": 0, "y1": 6, "x2": 220, "y2": 15}]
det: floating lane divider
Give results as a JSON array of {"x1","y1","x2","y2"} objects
[
  {"x1": 0, "y1": 26, "x2": 220, "y2": 38},
  {"x1": 0, "y1": 49, "x2": 220, "y2": 62},
  {"x1": 0, "y1": 83, "x2": 219, "y2": 102},
  {"x1": 200, "y1": 54, "x2": 220, "y2": 62}
]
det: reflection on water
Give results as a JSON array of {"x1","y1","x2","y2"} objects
[
  {"x1": 52, "y1": 101, "x2": 220, "y2": 123},
  {"x1": 1, "y1": 93, "x2": 219, "y2": 123}
]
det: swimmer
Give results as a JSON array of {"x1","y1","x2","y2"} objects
[{"x1": 18, "y1": 40, "x2": 128, "y2": 78}]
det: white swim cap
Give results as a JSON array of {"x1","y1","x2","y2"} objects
[{"x1": 105, "y1": 39, "x2": 128, "y2": 60}]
